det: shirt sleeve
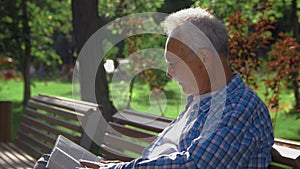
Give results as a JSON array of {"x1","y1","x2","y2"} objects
[{"x1": 103, "y1": 108, "x2": 259, "y2": 169}]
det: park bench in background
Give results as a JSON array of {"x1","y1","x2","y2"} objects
[{"x1": 0, "y1": 94, "x2": 100, "y2": 168}]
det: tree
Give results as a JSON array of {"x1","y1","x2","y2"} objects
[
  {"x1": 21, "y1": 0, "x2": 31, "y2": 105},
  {"x1": 291, "y1": 0, "x2": 299, "y2": 41},
  {"x1": 71, "y1": 0, "x2": 117, "y2": 120},
  {"x1": 1, "y1": 0, "x2": 32, "y2": 105},
  {"x1": 1, "y1": 0, "x2": 74, "y2": 105}
]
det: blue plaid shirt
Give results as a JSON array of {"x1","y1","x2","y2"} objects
[{"x1": 107, "y1": 74, "x2": 274, "y2": 169}]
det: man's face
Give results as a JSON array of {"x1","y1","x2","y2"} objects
[{"x1": 165, "y1": 37, "x2": 207, "y2": 95}]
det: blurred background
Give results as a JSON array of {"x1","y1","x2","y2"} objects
[{"x1": 0, "y1": 0, "x2": 299, "y2": 141}]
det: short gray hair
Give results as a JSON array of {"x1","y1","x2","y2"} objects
[{"x1": 163, "y1": 7, "x2": 228, "y2": 57}]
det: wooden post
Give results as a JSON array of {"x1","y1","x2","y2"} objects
[{"x1": 0, "y1": 101, "x2": 12, "y2": 142}]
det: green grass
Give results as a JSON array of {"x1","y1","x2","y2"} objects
[
  {"x1": 272, "y1": 113, "x2": 300, "y2": 141},
  {"x1": 121, "y1": 80, "x2": 187, "y2": 118},
  {"x1": 0, "y1": 79, "x2": 300, "y2": 142},
  {"x1": 0, "y1": 79, "x2": 73, "y2": 140}
]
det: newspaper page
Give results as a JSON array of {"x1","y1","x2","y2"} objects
[{"x1": 46, "y1": 135, "x2": 99, "y2": 169}]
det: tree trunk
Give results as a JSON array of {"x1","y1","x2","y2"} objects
[
  {"x1": 21, "y1": 0, "x2": 31, "y2": 105},
  {"x1": 291, "y1": 0, "x2": 300, "y2": 112},
  {"x1": 72, "y1": 0, "x2": 116, "y2": 120},
  {"x1": 293, "y1": 74, "x2": 300, "y2": 112},
  {"x1": 291, "y1": 0, "x2": 299, "y2": 41}
]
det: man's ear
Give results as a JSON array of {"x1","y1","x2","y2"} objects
[{"x1": 198, "y1": 48, "x2": 213, "y2": 63}]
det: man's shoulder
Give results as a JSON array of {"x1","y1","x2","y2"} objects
[{"x1": 225, "y1": 81, "x2": 268, "y2": 116}]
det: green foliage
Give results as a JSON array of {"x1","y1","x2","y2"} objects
[
  {"x1": 265, "y1": 33, "x2": 300, "y2": 113},
  {"x1": 193, "y1": 0, "x2": 283, "y2": 22},
  {"x1": 0, "y1": 0, "x2": 73, "y2": 75},
  {"x1": 28, "y1": 0, "x2": 72, "y2": 66},
  {"x1": 123, "y1": 34, "x2": 169, "y2": 92},
  {"x1": 193, "y1": 0, "x2": 300, "y2": 41},
  {"x1": 135, "y1": 68, "x2": 170, "y2": 91},
  {"x1": 99, "y1": 0, "x2": 164, "y2": 15},
  {"x1": 97, "y1": 0, "x2": 168, "y2": 95},
  {"x1": 98, "y1": 0, "x2": 164, "y2": 26},
  {"x1": 226, "y1": 4, "x2": 275, "y2": 88},
  {"x1": 193, "y1": 0, "x2": 261, "y2": 20},
  {"x1": 0, "y1": 0, "x2": 22, "y2": 62}
]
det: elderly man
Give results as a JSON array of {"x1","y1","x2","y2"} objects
[
  {"x1": 80, "y1": 7, "x2": 274, "y2": 169},
  {"x1": 35, "y1": 7, "x2": 274, "y2": 169}
]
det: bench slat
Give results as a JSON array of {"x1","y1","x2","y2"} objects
[
  {"x1": 103, "y1": 133, "x2": 145, "y2": 154},
  {"x1": 18, "y1": 132, "x2": 52, "y2": 154},
  {"x1": 275, "y1": 138, "x2": 300, "y2": 150},
  {"x1": 32, "y1": 95, "x2": 95, "y2": 114},
  {"x1": 123, "y1": 109, "x2": 173, "y2": 123},
  {"x1": 25, "y1": 107, "x2": 83, "y2": 132},
  {"x1": 6, "y1": 143, "x2": 36, "y2": 164},
  {"x1": 38, "y1": 94, "x2": 103, "y2": 109},
  {"x1": 22, "y1": 115, "x2": 81, "y2": 143},
  {"x1": 112, "y1": 113, "x2": 169, "y2": 133},
  {"x1": 108, "y1": 122, "x2": 156, "y2": 143},
  {"x1": 15, "y1": 138, "x2": 42, "y2": 159},
  {"x1": 20, "y1": 123, "x2": 56, "y2": 144},
  {"x1": 0, "y1": 143, "x2": 35, "y2": 168},
  {"x1": 27, "y1": 100, "x2": 84, "y2": 120},
  {"x1": 0, "y1": 144, "x2": 19, "y2": 168}
]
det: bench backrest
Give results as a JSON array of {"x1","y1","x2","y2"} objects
[
  {"x1": 99, "y1": 109, "x2": 172, "y2": 161},
  {"x1": 15, "y1": 94, "x2": 99, "y2": 159}
]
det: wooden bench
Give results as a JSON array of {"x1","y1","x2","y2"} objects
[
  {"x1": 1, "y1": 94, "x2": 299, "y2": 168},
  {"x1": 0, "y1": 94, "x2": 100, "y2": 168},
  {"x1": 99, "y1": 109, "x2": 300, "y2": 169}
]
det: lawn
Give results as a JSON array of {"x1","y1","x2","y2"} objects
[
  {"x1": 0, "y1": 79, "x2": 299, "y2": 141},
  {"x1": 0, "y1": 79, "x2": 73, "y2": 140}
]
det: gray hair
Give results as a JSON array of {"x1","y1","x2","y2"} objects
[{"x1": 163, "y1": 7, "x2": 228, "y2": 57}]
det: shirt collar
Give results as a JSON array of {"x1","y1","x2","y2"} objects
[{"x1": 188, "y1": 73, "x2": 243, "y2": 111}]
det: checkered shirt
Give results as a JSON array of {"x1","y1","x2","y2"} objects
[{"x1": 106, "y1": 74, "x2": 274, "y2": 169}]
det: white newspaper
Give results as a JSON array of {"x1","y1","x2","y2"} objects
[{"x1": 46, "y1": 135, "x2": 99, "y2": 169}]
